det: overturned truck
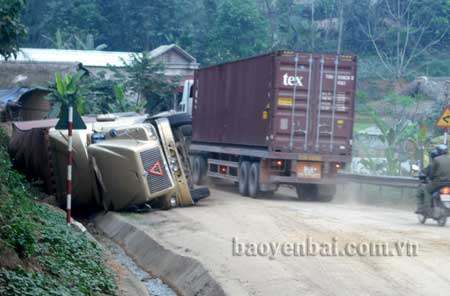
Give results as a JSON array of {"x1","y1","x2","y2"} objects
[{"x1": 9, "y1": 113, "x2": 206, "y2": 212}]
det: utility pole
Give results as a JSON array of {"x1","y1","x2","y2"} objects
[
  {"x1": 445, "y1": 81, "x2": 450, "y2": 145},
  {"x1": 311, "y1": 0, "x2": 315, "y2": 51},
  {"x1": 337, "y1": 0, "x2": 344, "y2": 54}
]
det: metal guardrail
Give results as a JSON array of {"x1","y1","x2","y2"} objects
[{"x1": 337, "y1": 173, "x2": 419, "y2": 188}]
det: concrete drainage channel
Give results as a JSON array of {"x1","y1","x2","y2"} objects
[
  {"x1": 101, "y1": 237, "x2": 176, "y2": 296},
  {"x1": 94, "y1": 212, "x2": 226, "y2": 296}
]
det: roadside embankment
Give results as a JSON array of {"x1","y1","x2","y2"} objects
[{"x1": 0, "y1": 127, "x2": 117, "y2": 295}]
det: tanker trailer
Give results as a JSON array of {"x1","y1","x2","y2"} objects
[{"x1": 49, "y1": 115, "x2": 197, "y2": 211}]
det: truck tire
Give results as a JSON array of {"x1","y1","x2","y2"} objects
[
  {"x1": 151, "y1": 112, "x2": 192, "y2": 128},
  {"x1": 296, "y1": 184, "x2": 318, "y2": 201},
  {"x1": 158, "y1": 194, "x2": 173, "y2": 210},
  {"x1": 192, "y1": 155, "x2": 206, "y2": 185},
  {"x1": 248, "y1": 162, "x2": 260, "y2": 198},
  {"x1": 317, "y1": 184, "x2": 336, "y2": 202},
  {"x1": 238, "y1": 161, "x2": 251, "y2": 196},
  {"x1": 317, "y1": 194, "x2": 334, "y2": 202}
]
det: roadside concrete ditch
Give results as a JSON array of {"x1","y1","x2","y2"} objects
[
  {"x1": 94, "y1": 212, "x2": 225, "y2": 296},
  {"x1": 101, "y1": 236, "x2": 177, "y2": 296}
]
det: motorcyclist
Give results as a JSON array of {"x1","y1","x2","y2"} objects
[
  {"x1": 419, "y1": 150, "x2": 437, "y2": 178},
  {"x1": 415, "y1": 144, "x2": 450, "y2": 213}
]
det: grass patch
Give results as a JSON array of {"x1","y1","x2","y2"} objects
[{"x1": 0, "y1": 128, "x2": 116, "y2": 295}]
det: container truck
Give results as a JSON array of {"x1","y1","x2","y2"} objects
[{"x1": 189, "y1": 50, "x2": 357, "y2": 201}]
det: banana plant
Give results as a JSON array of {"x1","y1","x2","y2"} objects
[
  {"x1": 42, "y1": 30, "x2": 108, "y2": 51},
  {"x1": 408, "y1": 120, "x2": 431, "y2": 169},
  {"x1": 366, "y1": 106, "x2": 418, "y2": 175},
  {"x1": 46, "y1": 70, "x2": 86, "y2": 115}
]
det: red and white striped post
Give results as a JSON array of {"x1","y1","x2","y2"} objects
[{"x1": 66, "y1": 105, "x2": 73, "y2": 225}]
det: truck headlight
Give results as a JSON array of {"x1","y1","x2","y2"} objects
[{"x1": 169, "y1": 157, "x2": 180, "y2": 172}]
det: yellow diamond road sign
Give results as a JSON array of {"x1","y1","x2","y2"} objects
[{"x1": 436, "y1": 107, "x2": 450, "y2": 128}]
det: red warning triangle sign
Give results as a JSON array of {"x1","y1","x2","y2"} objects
[{"x1": 148, "y1": 161, "x2": 164, "y2": 176}]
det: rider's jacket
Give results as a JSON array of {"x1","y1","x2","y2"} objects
[{"x1": 430, "y1": 154, "x2": 450, "y2": 183}]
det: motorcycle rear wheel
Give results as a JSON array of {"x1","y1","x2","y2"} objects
[{"x1": 437, "y1": 216, "x2": 447, "y2": 227}]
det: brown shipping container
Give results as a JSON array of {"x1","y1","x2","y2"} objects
[{"x1": 192, "y1": 50, "x2": 357, "y2": 161}]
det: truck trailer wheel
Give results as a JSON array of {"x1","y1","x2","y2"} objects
[
  {"x1": 156, "y1": 194, "x2": 173, "y2": 210},
  {"x1": 248, "y1": 162, "x2": 260, "y2": 198},
  {"x1": 317, "y1": 194, "x2": 334, "y2": 202},
  {"x1": 296, "y1": 184, "x2": 318, "y2": 201},
  {"x1": 238, "y1": 161, "x2": 251, "y2": 196},
  {"x1": 317, "y1": 184, "x2": 336, "y2": 202},
  {"x1": 192, "y1": 155, "x2": 206, "y2": 185}
]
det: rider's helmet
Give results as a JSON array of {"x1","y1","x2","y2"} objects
[{"x1": 435, "y1": 144, "x2": 448, "y2": 156}]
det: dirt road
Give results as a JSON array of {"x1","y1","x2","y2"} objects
[{"x1": 119, "y1": 182, "x2": 450, "y2": 296}]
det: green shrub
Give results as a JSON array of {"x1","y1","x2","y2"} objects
[
  {"x1": 0, "y1": 128, "x2": 8, "y2": 149},
  {"x1": 1, "y1": 216, "x2": 36, "y2": 258},
  {"x1": 0, "y1": 126, "x2": 116, "y2": 295},
  {"x1": 0, "y1": 268, "x2": 82, "y2": 296}
]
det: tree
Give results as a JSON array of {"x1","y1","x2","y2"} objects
[
  {"x1": 98, "y1": 0, "x2": 195, "y2": 52},
  {"x1": 409, "y1": 120, "x2": 430, "y2": 169},
  {"x1": 354, "y1": 0, "x2": 449, "y2": 80},
  {"x1": 16, "y1": 0, "x2": 450, "y2": 70},
  {"x1": 367, "y1": 106, "x2": 418, "y2": 175},
  {"x1": 112, "y1": 52, "x2": 179, "y2": 114},
  {"x1": 43, "y1": 69, "x2": 148, "y2": 116},
  {"x1": 186, "y1": 0, "x2": 221, "y2": 64},
  {"x1": 41, "y1": 29, "x2": 107, "y2": 50},
  {"x1": 78, "y1": 71, "x2": 121, "y2": 114},
  {"x1": 0, "y1": 0, "x2": 27, "y2": 61},
  {"x1": 210, "y1": 0, "x2": 269, "y2": 63},
  {"x1": 22, "y1": 0, "x2": 107, "y2": 49},
  {"x1": 258, "y1": 0, "x2": 302, "y2": 50},
  {"x1": 258, "y1": 0, "x2": 344, "y2": 53},
  {"x1": 79, "y1": 73, "x2": 142, "y2": 114}
]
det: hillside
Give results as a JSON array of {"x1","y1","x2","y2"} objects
[{"x1": 0, "y1": 128, "x2": 117, "y2": 295}]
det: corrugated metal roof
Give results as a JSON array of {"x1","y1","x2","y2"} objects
[
  {"x1": 15, "y1": 48, "x2": 133, "y2": 67},
  {"x1": 150, "y1": 44, "x2": 196, "y2": 62},
  {"x1": 12, "y1": 44, "x2": 196, "y2": 67},
  {"x1": 0, "y1": 87, "x2": 30, "y2": 105}
]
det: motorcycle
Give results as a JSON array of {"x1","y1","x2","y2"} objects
[{"x1": 417, "y1": 182, "x2": 450, "y2": 227}]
